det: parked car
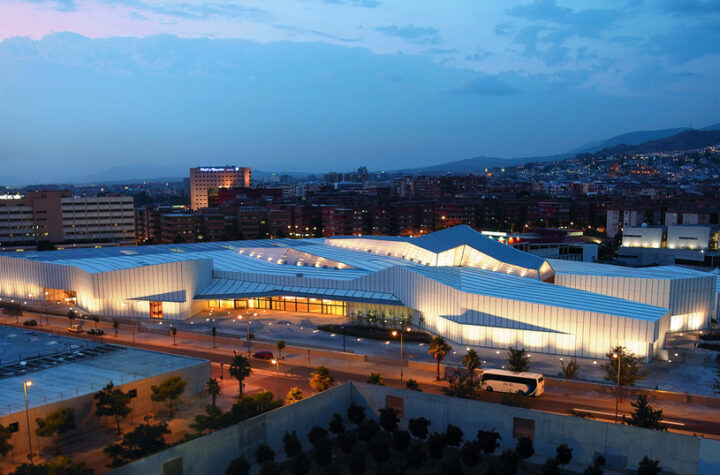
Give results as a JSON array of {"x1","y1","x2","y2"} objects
[
  {"x1": 23, "y1": 319, "x2": 37, "y2": 326},
  {"x1": 253, "y1": 350, "x2": 274, "y2": 360},
  {"x1": 68, "y1": 324, "x2": 83, "y2": 333},
  {"x1": 87, "y1": 328, "x2": 105, "y2": 336}
]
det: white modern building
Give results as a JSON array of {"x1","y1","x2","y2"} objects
[{"x1": 1, "y1": 226, "x2": 716, "y2": 361}]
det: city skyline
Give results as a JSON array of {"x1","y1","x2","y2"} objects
[{"x1": 2, "y1": 0, "x2": 720, "y2": 183}]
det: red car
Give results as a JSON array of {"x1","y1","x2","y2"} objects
[{"x1": 253, "y1": 350, "x2": 274, "y2": 360}]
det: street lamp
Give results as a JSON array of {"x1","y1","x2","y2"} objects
[
  {"x1": 23, "y1": 380, "x2": 34, "y2": 464},
  {"x1": 612, "y1": 352, "x2": 622, "y2": 423},
  {"x1": 122, "y1": 301, "x2": 136, "y2": 344},
  {"x1": 271, "y1": 359, "x2": 280, "y2": 397},
  {"x1": 391, "y1": 327, "x2": 411, "y2": 389},
  {"x1": 238, "y1": 312, "x2": 255, "y2": 356}
]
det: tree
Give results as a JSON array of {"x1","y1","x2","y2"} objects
[
  {"x1": 259, "y1": 462, "x2": 281, "y2": 475},
  {"x1": 276, "y1": 340, "x2": 286, "y2": 359},
  {"x1": 428, "y1": 336, "x2": 452, "y2": 380},
  {"x1": 328, "y1": 413, "x2": 345, "y2": 434},
  {"x1": 189, "y1": 405, "x2": 226, "y2": 435},
  {"x1": 369, "y1": 435, "x2": 391, "y2": 463},
  {"x1": 498, "y1": 449, "x2": 520, "y2": 475},
  {"x1": 428, "y1": 432, "x2": 446, "y2": 459},
  {"x1": 379, "y1": 407, "x2": 399, "y2": 432},
  {"x1": 367, "y1": 372, "x2": 385, "y2": 386},
  {"x1": 583, "y1": 455, "x2": 606, "y2": 475},
  {"x1": 229, "y1": 354, "x2": 252, "y2": 397},
  {"x1": 637, "y1": 456, "x2": 661, "y2": 475},
  {"x1": 601, "y1": 346, "x2": 645, "y2": 397},
  {"x1": 35, "y1": 407, "x2": 76, "y2": 453},
  {"x1": 225, "y1": 456, "x2": 250, "y2": 475},
  {"x1": 442, "y1": 370, "x2": 480, "y2": 399},
  {"x1": 282, "y1": 430, "x2": 302, "y2": 458},
  {"x1": 207, "y1": 378, "x2": 220, "y2": 407},
  {"x1": 12, "y1": 456, "x2": 93, "y2": 475},
  {"x1": 408, "y1": 417, "x2": 431, "y2": 439},
  {"x1": 405, "y1": 379, "x2": 422, "y2": 391},
  {"x1": 444, "y1": 424, "x2": 464, "y2": 447},
  {"x1": 309, "y1": 366, "x2": 334, "y2": 392},
  {"x1": 337, "y1": 431, "x2": 357, "y2": 454},
  {"x1": 229, "y1": 392, "x2": 282, "y2": 424},
  {"x1": 476, "y1": 428, "x2": 501, "y2": 459},
  {"x1": 516, "y1": 436, "x2": 534, "y2": 459},
  {"x1": 92, "y1": 315, "x2": 99, "y2": 328},
  {"x1": 112, "y1": 318, "x2": 119, "y2": 336},
  {"x1": 307, "y1": 426, "x2": 328, "y2": 447},
  {"x1": 348, "y1": 450, "x2": 366, "y2": 475},
  {"x1": 508, "y1": 347, "x2": 530, "y2": 373},
  {"x1": 391, "y1": 430, "x2": 410, "y2": 452},
  {"x1": 560, "y1": 358, "x2": 580, "y2": 379},
  {"x1": 104, "y1": 422, "x2": 170, "y2": 467},
  {"x1": 94, "y1": 382, "x2": 132, "y2": 434},
  {"x1": 0, "y1": 423, "x2": 13, "y2": 457},
  {"x1": 556, "y1": 443, "x2": 573, "y2": 468},
  {"x1": 150, "y1": 375, "x2": 186, "y2": 417},
  {"x1": 170, "y1": 326, "x2": 177, "y2": 345},
  {"x1": 285, "y1": 387, "x2": 304, "y2": 404},
  {"x1": 66, "y1": 310, "x2": 75, "y2": 324},
  {"x1": 405, "y1": 443, "x2": 426, "y2": 470},
  {"x1": 347, "y1": 403, "x2": 366, "y2": 425},
  {"x1": 462, "y1": 349, "x2": 481, "y2": 382},
  {"x1": 542, "y1": 459, "x2": 560, "y2": 475},
  {"x1": 357, "y1": 420, "x2": 380, "y2": 442},
  {"x1": 461, "y1": 440, "x2": 481, "y2": 467},
  {"x1": 211, "y1": 326, "x2": 217, "y2": 348},
  {"x1": 624, "y1": 394, "x2": 666, "y2": 430},
  {"x1": 255, "y1": 444, "x2": 275, "y2": 465},
  {"x1": 290, "y1": 453, "x2": 311, "y2": 475}
]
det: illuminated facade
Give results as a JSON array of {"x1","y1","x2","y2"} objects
[
  {"x1": 189, "y1": 166, "x2": 251, "y2": 210},
  {"x1": 0, "y1": 225, "x2": 715, "y2": 361}
]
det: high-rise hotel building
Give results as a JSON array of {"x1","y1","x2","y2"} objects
[{"x1": 190, "y1": 166, "x2": 251, "y2": 210}]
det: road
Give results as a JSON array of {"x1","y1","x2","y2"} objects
[{"x1": 5, "y1": 312, "x2": 720, "y2": 438}]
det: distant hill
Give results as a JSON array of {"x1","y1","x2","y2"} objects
[
  {"x1": 599, "y1": 129, "x2": 720, "y2": 155},
  {"x1": 570, "y1": 127, "x2": 690, "y2": 154},
  {"x1": 702, "y1": 122, "x2": 720, "y2": 131},
  {"x1": 390, "y1": 154, "x2": 570, "y2": 175}
]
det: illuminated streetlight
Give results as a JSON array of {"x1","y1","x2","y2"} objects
[
  {"x1": 271, "y1": 359, "x2": 280, "y2": 397},
  {"x1": 23, "y1": 380, "x2": 34, "y2": 464},
  {"x1": 612, "y1": 352, "x2": 622, "y2": 423},
  {"x1": 391, "y1": 327, "x2": 411, "y2": 389}
]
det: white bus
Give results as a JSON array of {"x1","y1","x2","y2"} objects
[{"x1": 480, "y1": 369, "x2": 545, "y2": 396}]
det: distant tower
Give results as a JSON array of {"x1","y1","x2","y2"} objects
[{"x1": 189, "y1": 166, "x2": 251, "y2": 210}]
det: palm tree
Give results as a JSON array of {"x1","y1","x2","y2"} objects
[
  {"x1": 206, "y1": 378, "x2": 220, "y2": 407},
  {"x1": 428, "y1": 336, "x2": 452, "y2": 380},
  {"x1": 277, "y1": 340, "x2": 286, "y2": 360},
  {"x1": 112, "y1": 318, "x2": 119, "y2": 336},
  {"x1": 462, "y1": 349, "x2": 481, "y2": 383},
  {"x1": 171, "y1": 326, "x2": 177, "y2": 345},
  {"x1": 229, "y1": 354, "x2": 252, "y2": 397},
  {"x1": 310, "y1": 366, "x2": 335, "y2": 392}
]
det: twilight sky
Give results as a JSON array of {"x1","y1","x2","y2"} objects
[{"x1": 1, "y1": 0, "x2": 719, "y2": 183}]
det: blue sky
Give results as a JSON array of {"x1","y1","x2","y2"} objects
[{"x1": 1, "y1": 0, "x2": 719, "y2": 183}]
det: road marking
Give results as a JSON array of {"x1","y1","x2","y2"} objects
[{"x1": 573, "y1": 408, "x2": 685, "y2": 426}]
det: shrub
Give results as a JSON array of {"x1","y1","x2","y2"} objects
[
  {"x1": 379, "y1": 407, "x2": 399, "y2": 432},
  {"x1": 405, "y1": 443, "x2": 427, "y2": 469},
  {"x1": 358, "y1": 420, "x2": 380, "y2": 442},
  {"x1": 225, "y1": 456, "x2": 250, "y2": 475},
  {"x1": 542, "y1": 459, "x2": 560, "y2": 475},
  {"x1": 391, "y1": 430, "x2": 411, "y2": 452},
  {"x1": 501, "y1": 393, "x2": 533, "y2": 408},
  {"x1": 516, "y1": 436, "x2": 534, "y2": 459},
  {"x1": 254, "y1": 444, "x2": 275, "y2": 465},
  {"x1": 329, "y1": 413, "x2": 346, "y2": 434},
  {"x1": 428, "y1": 432, "x2": 446, "y2": 459},
  {"x1": 476, "y1": 428, "x2": 501, "y2": 457},
  {"x1": 498, "y1": 449, "x2": 520, "y2": 475},
  {"x1": 637, "y1": 456, "x2": 661, "y2": 475},
  {"x1": 291, "y1": 453, "x2": 311, "y2": 475},
  {"x1": 556, "y1": 443, "x2": 573, "y2": 467},
  {"x1": 369, "y1": 435, "x2": 391, "y2": 463},
  {"x1": 348, "y1": 450, "x2": 366, "y2": 475},
  {"x1": 307, "y1": 426, "x2": 328, "y2": 447},
  {"x1": 337, "y1": 431, "x2": 357, "y2": 454},
  {"x1": 259, "y1": 462, "x2": 281, "y2": 475},
  {"x1": 444, "y1": 423, "x2": 464, "y2": 446},
  {"x1": 315, "y1": 443, "x2": 332, "y2": 466},
  {"x1": 347, "y1": 403, "x2": 366, "y2": 425},
  {"x1": 282, "y1": 430, "x2": 302, "y2": 458},
  {"x1": 408, "y1": 417, "x2": 431, "y2": 439},
  {"x1": 461, "y1": 440, "x2": 481, "y2": 466}
]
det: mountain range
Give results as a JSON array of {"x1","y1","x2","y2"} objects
[{"x1": 10, "y1": 121, "x2": 720, "y2": 185}]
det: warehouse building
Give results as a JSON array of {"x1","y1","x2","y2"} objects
[{"x1": 0, "y1": 226, "x2": 715, "y2": 360}]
